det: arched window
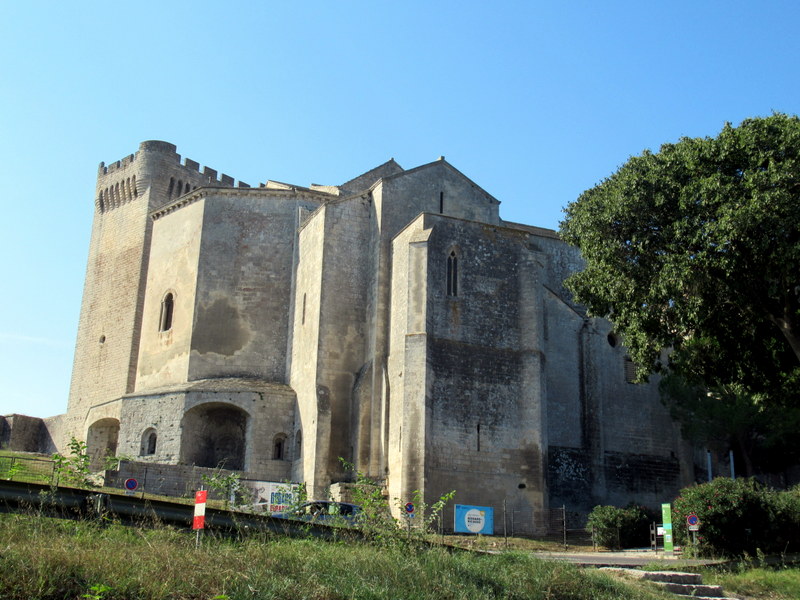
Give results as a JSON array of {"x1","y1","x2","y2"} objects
[
  {"x1": 159, "y1": 292, "x2": 174, "y2": 332},
  {"x1": 167, "y1": 177, "x2": 175, "y2": 198},
  {"x1": 273, "y1": 433, "x2": 287, "y2": 460},
  {"x1": 446, "y1": 250, "x2": 458, "y2": 296},
  {"x1": 140, "y1": 428, "x2": 157, "y2": 456}
]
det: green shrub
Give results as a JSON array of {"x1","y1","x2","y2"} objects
[
  {"x1": 586, "y1": 504, "x2": 654, "y2": 549},
  {"x1": 672, "y1": 477, "x2": 800, "y2": 557}
]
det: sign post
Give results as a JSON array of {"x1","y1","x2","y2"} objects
[
  {"x1": 661, "y1": 503, "x2": 674, "y2": 554},
  {"x1": 404, "y1": 502, "x2": 415, "y2": 538},
  {"x1": 686, "y1": 513, "x2": 701, "y2": 547},
  {"x1": 193, "y1": 490, "x2": 208, "y2": 548}
]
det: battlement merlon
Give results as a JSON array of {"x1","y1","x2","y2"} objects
[{"x1": 96, "y1": 140, "x2": 243, "y2": 187}]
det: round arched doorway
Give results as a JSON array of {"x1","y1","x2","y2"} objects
[
  {"x1": 180, "y1": 403, "x2": 248, "y2": 470},
  {"x1": 86, "y1": 418, "x2": 120, "y2": 470}
]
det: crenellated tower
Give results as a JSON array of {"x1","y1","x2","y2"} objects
[{"x1": 63, "y1": 141, "x2": 240, "y2": 451}]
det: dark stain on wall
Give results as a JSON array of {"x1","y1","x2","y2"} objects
[
  {"x1": 193, "y1": 298, "x2": 251, "y2": 356},
  {"x1": 547, "y1": 446, "x2": 593, "y2": 510},
  {"x1": 604, "y1": 451, "x2": 681, "y2": 495}
]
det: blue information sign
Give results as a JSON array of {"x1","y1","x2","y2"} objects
[{"x1": 454, "y1": 504, "x2": 494, "y2": 535}]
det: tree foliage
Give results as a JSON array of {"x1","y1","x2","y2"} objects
[
  {"x1": 560, "y1": 113, "x2": 800, "y2": 404},
  {"x1": 659, "y1": 376, "x2": 800, "y2": 475}
]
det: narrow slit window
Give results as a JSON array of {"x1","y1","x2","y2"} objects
[
  {"x1": 273, "y1": 434, "x2": 287, "y2": 460},
  {"x1": 439, "y1": 191, "x2": 444, "y2": 214},
  {"x1": 624, "y1": 356, "x2": 638, "y2": 383},
  {"x1": 447, "y1": 251, "x2": 458, "y2": 296},
  {"x1": 159, "y1": 292, "x2": 174, "y2": 332}
]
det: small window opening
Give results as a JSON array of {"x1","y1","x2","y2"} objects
[
  {"x1": 477, "y1": 423, "x2": 481, "y2": 452},
  {"x1": 273, "y1": 434, "x2": 287, "y2": 460},
  {"x1": 624, "y1": 356, "x2": 638, "y2": 383},
  {"x1": 301, "y1": 293, "x2": 306, "y2": 325},
  {"x1": 607, "y1": 332, "x2": 618, "y2": 347},
  {"x1": 167, "y1": 177, "x2": 175, "y2": 198},
  {"x1": 295, "y1": 430, "x2": 302, "y2": 459},
  {"x1": 159, "y1": 292, "x2": 174, "y2": 332},
  {"x1": 439, "y1": 191, "x2": 444, "y2": 214},
  {"x1": 185, "y1": 182, "x2": 191, "y2": 194},
  {"x1": 446, "y1": 251, "x2": 458, "y2": 296},
  {"x1": 140, "y1": 428, "x2": 157, "y2": 456}
]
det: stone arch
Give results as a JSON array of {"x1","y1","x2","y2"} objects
[
  {"x1": 180, "y1": 403, "x2": 248, "y2": 470},
  {"x1": 140, "y1": 427, "x2": 157, "y2": 456},
  {"x1": 86, "y1": 418, "x2": 120, "y2": 470}
]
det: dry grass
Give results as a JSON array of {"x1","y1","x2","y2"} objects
[{"x1": 0, "y1": 513, "x2": 673, "y2": 600}]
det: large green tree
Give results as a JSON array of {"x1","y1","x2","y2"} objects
[{"x1": 560, "y1": 113, "x2": 800, "y2": 403}]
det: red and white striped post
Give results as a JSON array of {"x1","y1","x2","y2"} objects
[{"x1": 193, "y1": 490, "x2": 207, "y2": 547}]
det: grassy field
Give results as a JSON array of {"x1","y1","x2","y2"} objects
[
  {"x1": 0, "y1": 514, "x2": 676, "y2": 600},
  {"x1": 702, "y1": 564, "x2": 800, "y2": 600}
]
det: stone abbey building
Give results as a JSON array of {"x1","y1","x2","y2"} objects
[{"x1": 7, "y1": 141, "x2": 695, "y2": 531}]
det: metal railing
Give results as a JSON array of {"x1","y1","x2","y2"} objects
[{"x1": 0, "y1": 454, "x2": 57, "y2": 485}]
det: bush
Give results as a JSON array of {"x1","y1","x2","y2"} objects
[
  {"x1": 672, "y1": 477, "x2": 800, "y2": 557},
  {"x1": 586, "y1": 504, "x2": 654, "y2": 549}
]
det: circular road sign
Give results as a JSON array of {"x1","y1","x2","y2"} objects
[
  {"x1": 404, "y1": 502, "x2": 415, "y2": 514},
  {"x1": 687, "y1": 514, "x2": 699, "y2": 527},
  {"x1": 124, "y1": 478, "x2": 138, "y2": 491}
]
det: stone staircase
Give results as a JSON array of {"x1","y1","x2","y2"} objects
[{"x1": 600, "y1": 568, "x2": 741, "y2": 599}]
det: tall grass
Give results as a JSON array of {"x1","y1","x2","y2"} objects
[
  {"x1": 0, "y1": 514, "x2": 675, "y2": 600},
  {"x1": 703, "y1": 565, "x2": 800, "y2": 600}
]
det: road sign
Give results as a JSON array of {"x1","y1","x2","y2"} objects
[
  {"x1": 193, "y1": 490, "x2": 208, "y2": 530},
  {"x1": 686, "y1": 514, "x2": 700, "y2": 527},
  {"x1": 124, "y1": 478, "x2": 138, "y2": 491}
]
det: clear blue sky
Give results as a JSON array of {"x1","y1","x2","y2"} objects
[{"x1": 2, "y1": 1, "x2": 799, "y2": 418}]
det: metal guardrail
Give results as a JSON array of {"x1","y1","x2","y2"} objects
[{"x1": 0, "y1": 479, "x2": 363, "y2": 541}]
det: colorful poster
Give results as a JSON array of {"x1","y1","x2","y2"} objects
[{"x1": 454, "y1": 504, "x2": 494, "y2": 535}]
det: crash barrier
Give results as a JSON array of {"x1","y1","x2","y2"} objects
[{"x1": 0, "y1": 479, "x2": 362, "y2": 541}]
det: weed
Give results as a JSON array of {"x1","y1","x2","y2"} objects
[
  {"x1": 81, "y1": 583, "x2": 113, "y2": 600},
  {"x1": 201, "y1": 466, "x2": 241, "y2": 509},
  {"x1": 52, "y1": 437, "x2": 95, "y2": 488}
]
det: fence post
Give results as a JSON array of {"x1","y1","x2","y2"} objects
[{"x1": 562, "y1": 505, "x2": 567, "y2": 549}]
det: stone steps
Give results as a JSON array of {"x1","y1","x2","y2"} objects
[{"x1": 600, "y1": 568, "x2": 741, "y2": 600}]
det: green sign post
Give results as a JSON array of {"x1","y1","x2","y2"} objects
[{"x1": 661, "y1": 503, "x2": 674, "y2": 554}]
